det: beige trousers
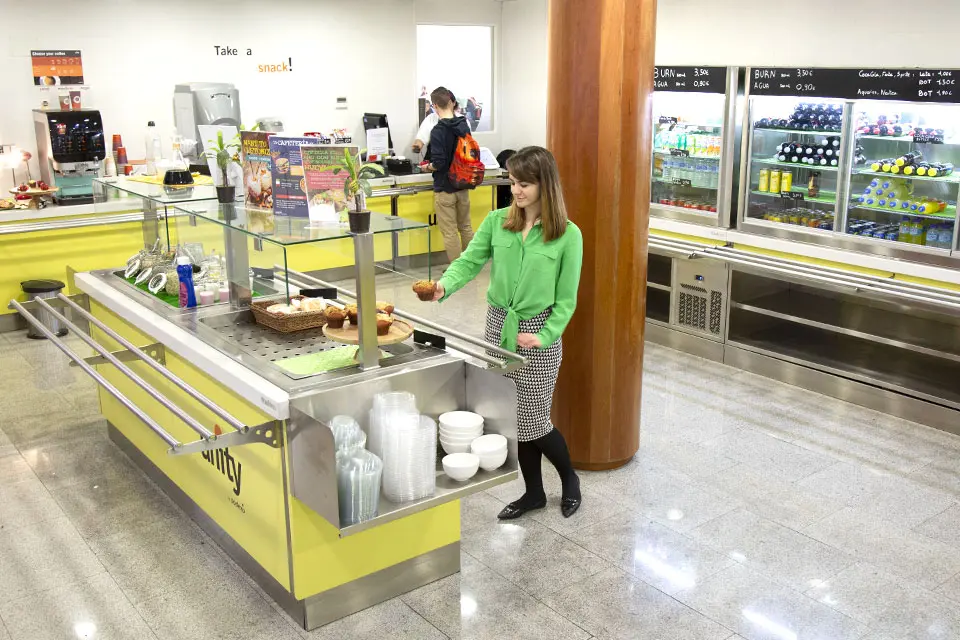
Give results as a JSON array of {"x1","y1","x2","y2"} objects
[{"x1": 434, "y1": 190, "x2": 474, "y2": 262}]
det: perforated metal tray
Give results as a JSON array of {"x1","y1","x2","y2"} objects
[{"x1": 199, "y1": 309, "x2": 414, "y2": 379}]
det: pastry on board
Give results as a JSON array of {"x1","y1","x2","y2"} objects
[
  {"x1": 376, "y1": 313, "x2": 394, "y2": 336},
  {"x1": 324, "y1": 306, "x2": 346, "y2": 328}
]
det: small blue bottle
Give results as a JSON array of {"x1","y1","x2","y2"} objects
[{"x1": 176, "y1": 256, "x2": 197, "y2": 308}]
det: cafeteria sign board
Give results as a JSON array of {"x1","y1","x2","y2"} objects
[{"x1": 31, "y1": 50, "x2": 84, "y2": 85}]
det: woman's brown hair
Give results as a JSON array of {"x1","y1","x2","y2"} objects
[{"x1": 504, "y1": 146, "x2": 569, "y2": 242}]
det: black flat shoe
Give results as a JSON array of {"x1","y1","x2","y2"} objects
[
  {"x1": 497, "y1": 499, "x2": 546, "y2": 520},
  {"x1": 561, "y1": 497, "x2": 581, "y2": 518}
]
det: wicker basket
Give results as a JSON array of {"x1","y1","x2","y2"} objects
[{"x1": 250, "y1": 296, "x2": 328, "y2": 333}]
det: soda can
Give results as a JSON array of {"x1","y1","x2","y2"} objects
[
  {"x1": 769, "y1": 170, "x2": 782, "y2": 193},
  {"x1": 780, "y1": 171, "x2": 793, "y2": 193},
  {"x1": 758, "y1": 169, "x2": 770, "y2": 192}
]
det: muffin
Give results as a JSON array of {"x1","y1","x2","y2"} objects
[
  {"x1": 412, "y1": 280, "x2": 437, "y2": 301},
  {"x1": 376, "y1": 300, "x2": 395, "y2": 314},
  {"x1": 324, "y1": 306, "x2": 346, "y2": 329},
  {"x1": 344, "y1": 303, "x2": 359, "y2": 325},
  {"x1": 376, "y1": 313, "x2": 394, "y2": 336}
]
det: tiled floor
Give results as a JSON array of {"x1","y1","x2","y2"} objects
[{"x1": 2, "y1": 272, "x2": 960, "y2": 639}]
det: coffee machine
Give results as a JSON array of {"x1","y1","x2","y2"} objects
[
  {"x1": 173, "y1": 83, "x2": 241, "y2": 163},
  {"x1": 33, "y1": 109, "x2": 105, "y2": 205}
]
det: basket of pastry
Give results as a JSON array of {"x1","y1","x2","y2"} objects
[{"x1": 251, "y1": 295, "x2": 329, "y2": 333}]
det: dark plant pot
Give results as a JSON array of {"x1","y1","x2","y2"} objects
[
  {"x1": 216, "y1": 186, "x2": 236, "y2": 203},
  {"x1": 348, "y1": 210, "x2": 371, "y2": 234}
]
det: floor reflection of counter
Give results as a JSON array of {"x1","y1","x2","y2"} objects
[{"x1": 71, "y1": 267, "x2": 519, "y2": 630}]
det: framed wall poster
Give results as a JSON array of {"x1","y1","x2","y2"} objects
[
  {"x1": 268, "y1": 136, "x2": 316, "y2": 218},
  {"x1": 300, "y1": 145, "x2": 359, "y2": 226},
  {"x1": 31, "y1": 50, "x2": 83, "y2": 86}
]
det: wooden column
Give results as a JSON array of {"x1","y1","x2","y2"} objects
[{"x1": 549, "y1": 0, "x2": 656, "y2": 470}]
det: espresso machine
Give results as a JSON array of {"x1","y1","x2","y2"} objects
[
  {"x1": 33, "y1": 109, "x2": 105, "y2": 205},
  {"x1": 173, "y1": 83, "x2": 242, "y2": 163}
]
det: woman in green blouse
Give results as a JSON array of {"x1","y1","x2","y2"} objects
[{"x1": 429, "y1": 146, "x2": 584, "y2": 519}]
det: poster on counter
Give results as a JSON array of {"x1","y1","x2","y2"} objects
[
  {"x1": 241, "y1": 131, "x2": 274, "y2": 209},
  {"x1": 300, "y1": 145, "x2": 359, "y2": 226},
  {"x1": 31, "y1": 50, "x2": 84, "y2": 86},
  {"x1": 268, "y1": 136, "x2": 315, "y2": 217}
]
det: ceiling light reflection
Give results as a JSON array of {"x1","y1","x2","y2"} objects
[
  {"x1": 460, "y1": 594, "x2": 477, "y2": 618},
  {"x1": 742, "y1": 609, "x2": 797, "y2": 640},
  {"x1": 633, "y1": 548, "x2": 696, "y2": 590},
  {"x1": 667, "y1": 509, "x2": 684, "y2": 521},
  {"x1": 74, "y1": 622, "x2": 97, "y2": 639}
]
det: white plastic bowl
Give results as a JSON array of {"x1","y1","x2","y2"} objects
[
  {"x1": 442, "y1": 453, "x2": 480, "y2": 481},
  {"x1": 440, "y1": 433, "x2": 478, "y2": 443},
  {"x1": 476, "y1": 448, "x2": 508, "y2": 471},
  {"x1": 439, "y1": 439, "x2": 473, "y2": 454},
  {"x1": 439, "y1": 428, "x2": 483, "y2": 440},
  {"x1": 470, "y1": 434, "x2": 508, "y2": 455},
  {"x1": 439, "y1": 411, "x2": 484, "y2": 431}
]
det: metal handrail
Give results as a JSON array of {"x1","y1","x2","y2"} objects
[
  {"x1": 56, "y1": 293, "x2": 248, "y2": 434},
  {"x1": 31, "y1": 297, "x2": 214, "y2": 440},
  {"x1": 700, "y1": 247, "x2": 960, "y2": 311},
  {"x1": 714, "y1": 246, "x2": 960, "y2": 303},
  {"x1": 0, "y1": 212, "x2": 147, "y2": 235},
  {"x1": 647, "y1": 235, "x2": 960, "y2": 313},
  {"x1": 8, "y1": 299, "x2": 180, "y2": 448},
  {"x1": 275, "y1": 265, "x2": 528, "y2": 369}
]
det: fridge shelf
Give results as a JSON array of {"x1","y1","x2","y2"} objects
[
  {"x1": 753, "y1": 127, "x2": 842, "y2": 136},
  {"x1": 653, "y1": 149, "x2": 721, "y2": 160},
  {"x1": 848, "y1": 203, "x2": 957, "y2": 221},
  {"x1": 750, "y1": 189, "x2": 836, "y2": 205},
  {"x1": 753, "y1": 158, "x2": 839, "y2": 172},
  {"x1": 853, "y1": 169, "x2": 960, "y2": 184}
]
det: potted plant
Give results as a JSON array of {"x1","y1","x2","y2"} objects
[
  {"x1": 202, "y1": 130, "x2": 242, "y2": 203},
  {"x1": 339, "y1": 148, "x2": 386, "y2": 233}
]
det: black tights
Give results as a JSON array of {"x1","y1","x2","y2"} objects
[{"x1": 513, "y1": 428, "x2": 580, "y2": 508}]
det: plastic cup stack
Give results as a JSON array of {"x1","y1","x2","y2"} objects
[
  {"x1": 381, "y1": 411, "x2": 437, "y2": 503},
  {"x1": 336, "y1": 447, "x2": 383, "y2": 526},
  {"x1": 367, "y1": 391, "x2": 417, "y2": 460},
  {"x1": 328, "y1": 415, "x2": 367, "y2": 452}
]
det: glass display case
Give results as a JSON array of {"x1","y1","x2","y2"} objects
[
  {"x1": 651, "y1": 66, "x2": 741, "y2": 226},
  {"x1": 94, "y1": 176, "x2": 240, "y2": 249},
  {"x1": 165, "y1": 201, "x2": 433, "y2": 305},
  {"x1": 846, "y1": 101, "x2": 959, "y2": 258},
  {"x1": 741, "y1": 95, "x2": 846, "y2": 236},
  {"x1": 739, "y1": 67, "x2": 960, "y2": 267}
]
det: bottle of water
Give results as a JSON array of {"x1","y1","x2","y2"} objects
[
  {"x1": 144, "y1": 121, "x2": 162, "y2": 176},
  {"x1": 940, "y1": 226, "x2": 954, "y2": 250}
]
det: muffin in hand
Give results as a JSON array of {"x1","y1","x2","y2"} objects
[
  {"x1": 412, "y1": 280, "x2": 437, "y2": 301},
  {"x1": 376, "y1": 313, "x2": 394, "y2": 336},
  {"x1": 324, "y1": 306, "x2": 346, "y2": 329}
]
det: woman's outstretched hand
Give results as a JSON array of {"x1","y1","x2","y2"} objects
[
  {"x1": 432, "y1": 282, "x2": 445, "y2": 301},
  {"x1": 516, "y1": 333, "x2": 542, "y2": 350}
]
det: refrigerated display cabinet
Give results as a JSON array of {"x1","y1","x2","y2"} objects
[
  {"x1": 651, "y1": 66, "x2": 741, "y2": 227},
  {"x1": 738, "y1": 67, "x2": 960, "y2": 268}
]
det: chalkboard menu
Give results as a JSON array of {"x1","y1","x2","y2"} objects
[
  {"x1": 750, "y1": 68, "x2": 960, "y2": 103},
  {"x1": 654, "y1": 67, "x2": 726, "y2": 94}
]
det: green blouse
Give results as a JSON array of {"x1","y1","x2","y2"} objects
[{"x1": 438, "y1": 207, "x2": 583, "y2": 352}]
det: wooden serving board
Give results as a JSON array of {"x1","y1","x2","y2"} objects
[{"x1": 323, "y1": 319, "x2": 414, "y2": 346}]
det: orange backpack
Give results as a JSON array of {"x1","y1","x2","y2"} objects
[{"x1": 448, "y1": 132, "x2": 485, "y2": 189}]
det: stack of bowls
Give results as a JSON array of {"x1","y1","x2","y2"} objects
[
  {"x1": 439, "y1": 411, "x2": 484, "y2": 454},
  {"x1": 336, "y1": 447, "x2": 382, "y2": 526},
  {"x1": 470, "y1": 434, "x2": 508, "y2": 471}
]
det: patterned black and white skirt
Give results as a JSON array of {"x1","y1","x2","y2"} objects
[{"x1": 485, "y1": 306, "x2": 562, "y2": 442}]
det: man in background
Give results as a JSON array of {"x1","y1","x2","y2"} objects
[{"x1": 425, "y1": 86, "x2": 474, "y2": 262}]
